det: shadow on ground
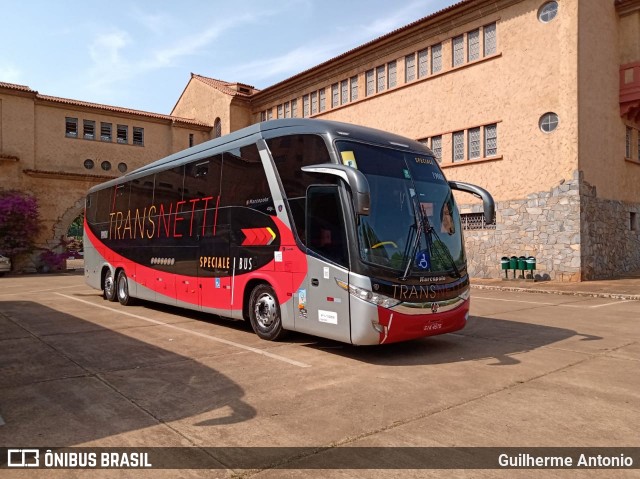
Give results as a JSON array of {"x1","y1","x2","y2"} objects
[
  {"x1": 0, "y1": 301, "x2": 256, "y2": 447},
  {"x1": 301, "y1": 315, "x2": 601, "y2": 366}
]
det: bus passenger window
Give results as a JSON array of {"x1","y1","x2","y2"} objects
[
  {"x1": 221, "y1": 144, "x2": 274, "y2": 215},
  {"x1": 306, "y1": 186, "x2": 348, "y2": 267}
]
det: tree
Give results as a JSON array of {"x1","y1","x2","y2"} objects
[{"x1": 0, "y1": 190, "x2": 40, "y2": 267}]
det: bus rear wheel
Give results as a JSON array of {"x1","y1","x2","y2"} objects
[
  {"x1": 116, "y1": 270, "x2": 135, "y2": 306},
  {"x1": 248, "y1": 284, "x2": 288, "y2": 341},
  {"x1": 103, "y1": 268, "x2": 117, "y2": 302}
]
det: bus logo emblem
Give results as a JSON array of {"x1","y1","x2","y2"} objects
[{"x1": 431, "y1": 303, "x2": 439, "y2": 313}]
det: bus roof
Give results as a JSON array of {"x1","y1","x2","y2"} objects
[{"x1": 88, "y1": 118, "x2": 430, "y2": 194}]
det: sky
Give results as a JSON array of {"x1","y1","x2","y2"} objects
[{"x1": 0, "y1": 0, "x2": 454, "y2": 115}]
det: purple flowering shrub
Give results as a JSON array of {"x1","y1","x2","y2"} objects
[
  {"x1": 0, "y1": 190, "x2": 40, "y2": 263},
  {"x1": 38, "y1": 236, "x2": 77, "y2": 271}
]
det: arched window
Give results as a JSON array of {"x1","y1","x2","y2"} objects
[{"x1": 214, "y1": 118, "x2": 222, "y2": 138}]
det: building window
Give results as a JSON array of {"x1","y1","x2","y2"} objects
[
  {"x1": 453, "y1": 35, "x2": 464, "y2": 67},
  {"x1": 267, "y1": 109, "x2": 273, "y2": 120},
  {"x1": 101, "y1": 122, "x2": 112, "y2": 141},
  {"x1": 468, "y1": 127, "x2": 481, "y2": 159},
  {"x1": 431, "y1": 43, "x2": 442, "y2": 73},
  {"x1": 626, "y1": 126, "x2": 633, "y2": 158},
  {"x1": 83, "y1": 159, "x2": 94, "y2": 170},
  {"x1": 83, "y1": 120, "x2": 95, "y2": 140},
  {"x1": 484, "y1": 124, "x2": 498, "y2": 156},
  {"x1": 341, "y1": 79, "x2": 349, "y2": 104},
  {"x1": 284, "y1": 101, "x2": 290, "y2": 118},
  {"x1": 292, "y1": 99, "x2": 298, "y2": 118},
  {"x1": 311, "y1": 92, "x2": 318, "y2": 115},
  {"x1": 116, "y1": 125, "x2": 128, "y2": 144},
  {"x1": 303, "y1": 95, "x2": 310, "y2": 117},
  {"x1": 387, "y1": 61, "x2": 397, "y2": 88},
  {"x1": 453, "y1": 131, "x2": 464, "y2": 162},
  {"x1": 538, "y1": 1, "x2": 558, "y2": 23},
  {"x1": 431, "y1": 135, "x2": 442, "y2": 163},
  {"x1": 539, "y1": 112, "x2": 559, "y2": 133},
  {"x1": 461, "y1": 212, "x2": 496, "y2": 230},
  {"x1": 331, "y1": 84, "x2": 339, "y2": 108},
  {"x1": 65, "y1": 117, "x2": 78, "y2": 138},
  {"x1": 319, "y1": 89, "x2": 326, "y2": 112},
  {"x1": 376, "y1": 65, "x2": 386, "y2": 93},
  {"x1": 405, "y1": 53, "x2": 416, "y2": 82},
  {"x1": 277, "y1": 104, "x2": 284, "y2": 119},
  {"x1": 484, "y1": 23, "x2": 497, "y2": 56},
  {"x1": 214, "y1": 118, "x2": 222, "y2": 138},
  {"x1": 418, "y1": 48, "x2": 429, "y2": 78},
  {"x1": 366, "y1": 69, "x2": 375, "y2": 96},
  {"x1": 260, "y1": 111, "x2": 266, "y2": 122},
  {"x1": 101, "y1": 161, "x2": 112, "y2": 171},
  {"x1": 468, "y1": 29, "x2": 480, "y2": 61},
  {"x1": 133, "y1": 127, "x2": 144, "y2": 146},
  {"x1": 118, "y1": 162, "x2": 128, "y2": 173},
  {"x1": 350, "y1": 75, "x2": 358, "y2": 101},
  {"x1": 189, "y1": 134, "x2": 194, "y2": 147}
]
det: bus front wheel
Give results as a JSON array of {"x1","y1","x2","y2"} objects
[
  {"x1": 103, "y1": 268, "x2": 117, "y2": 302},
  {"x1": 116, "y1": 270, "x2": 135, "y2": 306},
  {"x1": 248, "y1": 284, "x2": 287, "y2": 341}
]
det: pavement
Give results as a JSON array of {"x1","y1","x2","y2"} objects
[
  {"x1": 471, "y1": 273, "x2": 640, "y2": 301},
  {"x1": 1, "y1": 274, "x2": 639, "y2": 477}
]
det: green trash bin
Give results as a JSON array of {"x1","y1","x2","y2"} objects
[
  {"x1": 501, "y1": 257, "x2": 510, "y2": 270},
  {"x1": 517, "y1": 256, "x2": 527, "y2": 271},
  {"x1": 526, "y1": 256, "x2": 536, "y2": 271},
  {"x1": 501, "y1": 257, "x2": 510, "y2": 279},
  {"x1": 509, "y1": 256, "x2": 518, "y2": 270}
]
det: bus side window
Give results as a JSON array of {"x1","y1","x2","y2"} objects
[
  {"x1": 220, "y1": 144, "x2": 274, "y2": 214},
  {"x1": 183, "y1": 154, "x2": 222, "y2": 202},
  {"x1": 266, "y1": 134, "x2": 334, "y2": 244},
  {"x1": 306, "y1": 185, "x2": 348, "y2": 267}
]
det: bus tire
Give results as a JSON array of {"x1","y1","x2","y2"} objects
[
  {"x1": 248, "y1": 284, "x2": 288, "y2": 341},
  {"x1": 116, "y1": 270, "x2": 135, "y2": 306},
  {"x1": 103, "y1": 268, "x2": 117, "y2": 302}
]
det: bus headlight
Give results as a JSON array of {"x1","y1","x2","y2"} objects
[{"x1": 335, "y1": 279, "x2": 401, "y2": 309}]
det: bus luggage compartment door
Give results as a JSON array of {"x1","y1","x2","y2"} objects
[{"x1": 296, "y1": 255, "x2": 351, "y2": 343}]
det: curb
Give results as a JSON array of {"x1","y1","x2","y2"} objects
[{"x1": 470, "y1": 284, "x2": 640, "y2": 301}]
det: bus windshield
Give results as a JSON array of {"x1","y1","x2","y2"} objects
[{"x1": 336, "y1": 141, "x2": 465, "y2": 278}]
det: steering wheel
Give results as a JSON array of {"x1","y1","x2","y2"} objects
[{"x1": 372, "y1": 241, "x2": 398, "y2": 249}]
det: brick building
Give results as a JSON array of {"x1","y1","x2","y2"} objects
[
  {"x1": 2, "y1": 0, "x2": 640, "y2": 279},
  {"x1": 173, "y1": 0, "x2": 640, "y2": 280}
]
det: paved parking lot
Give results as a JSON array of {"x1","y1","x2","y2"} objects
[{"x1": 0, "y1": 273, "x2": 638, "y2": 478}]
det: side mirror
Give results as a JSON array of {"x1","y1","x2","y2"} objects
[
  {"x1": 448, "y1": 180, "x2": 495, "y2": 225},
  {"x1": 301, "y1": 164, "x2": 370, "y2": 215}
]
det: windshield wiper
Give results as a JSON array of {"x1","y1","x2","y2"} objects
[
  {"x1": 400, "y1": 189, "x2": 461, "y2": 280},
  {"x1": 399, "y1": 188, "x2": 426, "y2": 280}
]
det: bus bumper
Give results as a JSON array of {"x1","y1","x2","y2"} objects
[{"x1": 350, "y1": 297, "x2": 470, "y2": 345}]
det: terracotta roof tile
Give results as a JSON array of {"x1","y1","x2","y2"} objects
[
  {"x1": 0, "y1": 81, "x2": 36, "y2": 93},
  {"x1": 191, "y1": 74, "x2": 259, "y2": 97},
  {"x1": 36, "y1": 94, "x2": 212, "y2": 128},
  {"x1": 253, "y1": 0, "x2": 475, "y2": 98}
]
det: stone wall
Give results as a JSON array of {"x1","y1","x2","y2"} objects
[
  {"x1": 463, "y1": 171, "x2": 582, "y2": 281},
  {"x1": 581, "y1": 180, "x2": 640, "y2": 279},
  {"x1": 463, "y1": 170, "x2": 640, "y2": 281}
]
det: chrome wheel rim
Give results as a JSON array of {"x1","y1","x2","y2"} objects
[
  {"x1": 104, "y1": 272, "x2": 114, "y2": 297},
  {"x1": 254, "y1": 292, "x2": 277, "y2": 328},
  {"x1": 117, "y1": 275, "x2": 127, "y2": 300}
]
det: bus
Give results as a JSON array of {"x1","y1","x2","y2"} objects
[{"x1": 84, "y1": 119, "x2": 494, "y2": 345}]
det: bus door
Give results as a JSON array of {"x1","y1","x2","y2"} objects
[{"x1": 297, "y1": 186, "x2": 351, "y2": 342}]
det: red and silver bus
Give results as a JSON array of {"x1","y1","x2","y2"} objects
[{"x1": 84, "y1": 119, "x2": 494, "y2": 345}]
